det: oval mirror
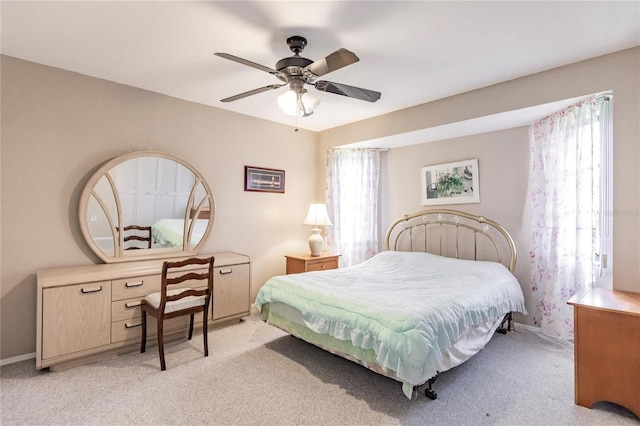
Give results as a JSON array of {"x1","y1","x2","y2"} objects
[{"x1": 79, "y1": 151, "x2": 214, "y2": 263}]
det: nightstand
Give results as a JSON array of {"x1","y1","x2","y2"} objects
[{"x1": 285, "y1": 253, "x2": 340, "y2": 274}]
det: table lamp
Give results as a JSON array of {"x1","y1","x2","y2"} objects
[{"x1": 303, "y1": 204, "x2": 332, "y2": 256}]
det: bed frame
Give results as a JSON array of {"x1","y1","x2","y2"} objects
[
  {"x1": 385, "y1": 208, "x2": 518, "y2": 333},
  {"x1": 264, "y1": 208, "x2": 519, "y2": 399},
  {"x1": 385, "y1": 209, "x2": 517, "y2": 272}
]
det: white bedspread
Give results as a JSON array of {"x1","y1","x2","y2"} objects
[
  {"x1": 255, "y1": 251, "x2": 526, "y2": 393},
  {"x1": 152, "y1": 219, "x2": 207, "y2": 248}
]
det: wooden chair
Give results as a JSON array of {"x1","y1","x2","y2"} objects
[
  {"x1": 140, "y1": 256, "x2": 214, "y2": 370},
  {"x1": 118, "y1": 225, "x2": 152, "y2": 250}
]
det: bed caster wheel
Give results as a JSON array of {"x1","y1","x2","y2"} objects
[{"x1": 425, "y1": 389, "x2": 438, "y2": 400}]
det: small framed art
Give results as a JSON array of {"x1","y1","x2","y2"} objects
[
  {"x1": 244, "y1": 166, "x2": 285, "y2": 193},
  {"x1": 421, "y1": 159, "x2": 479, "y2": 205}
]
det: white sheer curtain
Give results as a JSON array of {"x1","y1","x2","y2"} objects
[
  {"x1": 529, "y1": 97, "x2": 599, "y2": 339},
  {"x1": 325, "y1": 148, "x2": 380, "y2": 267}
]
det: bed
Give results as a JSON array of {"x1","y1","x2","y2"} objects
[
  {"x1": 255, "y1": 209, "x2": 526, "y2": 399},
  {"x1": 152, "y1": 218, "x2": 208, "y2": 248}
]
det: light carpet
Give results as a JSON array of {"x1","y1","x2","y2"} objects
[{"x1": 1, "y1": 311, "x2": 637, "y2": 425}]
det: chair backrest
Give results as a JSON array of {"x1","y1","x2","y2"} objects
[
  {"x1": 118, "y1": 225, "x2": 152, "y2": 250},
  {"x1": 159, "y1": 256, "x2": 215, "y2": 310}
]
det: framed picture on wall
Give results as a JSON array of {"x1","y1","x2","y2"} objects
[
  {"x1": 421, "y1": 159, "x2": 479, "y2": 205},
  {"x1": 244, "y1": 166, "x2": 285, "y2": 193}
]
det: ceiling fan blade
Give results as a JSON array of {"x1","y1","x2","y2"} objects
[
  {"x1": 214, "y1": 52, "x2": 281, "y2": 76},
  {"x1": 304, "y1": 49, "x2": 359, "y2": 78},
  {"x1": 220, "y1": 84, "x2": 285, "y2": 102},
  {"x1": 314, "y1": 80, "x2": 381, "y2": 102}
]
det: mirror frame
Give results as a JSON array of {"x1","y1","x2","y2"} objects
[{"x1": 79, "y1": 151, "x2": 215, "y2": 263}]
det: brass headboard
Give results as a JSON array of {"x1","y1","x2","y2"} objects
[{"x1": 384, "y1": 209, "x2": 517, "y2": 273}]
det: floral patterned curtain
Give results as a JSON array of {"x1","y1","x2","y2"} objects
[
  {"x1": 325, "y1": 148, "x2": 380, "y2": 267},
  {"x1": 530, "y1": 97, "x2": 598, "y2": 339}
]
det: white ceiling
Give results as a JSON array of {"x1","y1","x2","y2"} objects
[{"x1": 2, "y1": 1, "x2": 639, "y2": 133}]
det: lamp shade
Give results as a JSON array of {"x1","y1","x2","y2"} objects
[
  {"x1": 303, "y1": 204, "x2": 332, "y2": 256},
  {"x1": 303, "y1": 204, "x2": 332, "y2": 227}
]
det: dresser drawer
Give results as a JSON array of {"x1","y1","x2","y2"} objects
[
  {"x1": 306, "y1": 258, "x2": 339, "y2": 272},
  {"x1": 112, "y1": 298, "x2": 143, "y2": 322},
  {"x1": 111, "y1": 316, "x2": 201, "y2": 343},
  {"x1": 285, "y1": 254, "x2": 340, "y2": 274},
  {"x1": 111, "y1": 269, "x2": 209, "y2": 301},
  {"x1": 112, "y1": 274, "x2": 161, "y2": 301},
  {"x1": 112, "y1": 281, "x2": 209, "y2": 323}
]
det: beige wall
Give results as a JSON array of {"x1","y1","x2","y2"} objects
[
  {"x1": 0, "y1": 56, "x2": 317, "y2": 360},
  {"x1": 2, "y1": 47, "x2": 639, "y2": 360},
  {"x1": 380, "y1": 128, "x2": 533, "y2": 324},
  {"x1": 318, "y1": 47, "x2": 640, "y2": 326}
]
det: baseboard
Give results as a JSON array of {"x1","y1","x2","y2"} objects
[
  {"x1": 1, "y1": 352, "x2": 36, "y2": 366},
  {"x1": 513, "y1": 322, "x2": 574, "y2": 350},
  {"x1": 513, "y1": 322, "x2": 541, "y2": 333}
]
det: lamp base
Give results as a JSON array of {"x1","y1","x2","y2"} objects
[{"x1": 308, "y1": 228, "x2": 324, "y2": 257}]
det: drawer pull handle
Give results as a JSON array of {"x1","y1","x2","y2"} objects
[
  {"x1": 125, "y1": 301, "x2": 142, "y2": 309},
  {"x1": 81, "y1": 286, "x2": 102, "y2": 294},
  {"x1": 219, "y1": 269, "x2": 233, "y2": 275},
  {"x1": 125, "y1": 322, "x2": 142, "y2": 329},
  {"x1": 125, "y1": 281, "x2": 144, "y2": 288}
]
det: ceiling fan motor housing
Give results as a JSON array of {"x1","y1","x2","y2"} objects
[
  {"x1": 276, "y1": 36, "x2": 314, "y2": 81},
  {"x1": 276, "y1": 56, "x2": 313, "y2": 73},
  {"x1": 286, "y1": 35, "x2": 307, "y2": 54},
  {"x1": 276, "y1": 56, "x2": 313, "y2": 81}
]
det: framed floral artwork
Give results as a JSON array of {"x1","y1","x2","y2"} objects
[{"x1": 421, "y1": 159, "x2": 479, "y2": 205}]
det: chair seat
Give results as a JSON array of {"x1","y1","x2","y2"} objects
[{"x1": 144, "y1": 288, "x2": 207, "y2": 314}]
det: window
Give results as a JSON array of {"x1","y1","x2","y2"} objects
[
  {"x1": 325, "y1": 148, "x2": 381, "y2": 267},
  {"x1": 529, "y1": 93, "x2": 612, "y2": 339}
]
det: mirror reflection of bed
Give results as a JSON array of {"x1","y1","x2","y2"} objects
[
  {"x1": 152, "y1": 207, "x2": 210, "y2": 248},
  {"x1": 152, "y1": 218, "x2": 209, "y2": 248}
]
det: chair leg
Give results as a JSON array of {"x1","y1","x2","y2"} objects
[
  {"x1": 203, "y1": 309, "x2": 209, "y2": 357},
  {"x1": 188, "y1": 314, "x2": 194, "y2": 340},
  {"x1": 156, "y1": 318, "x2": 166, "y2": 371},
  {"x1": 141, "y1": 310, "x2": 147, "y2": 353}
]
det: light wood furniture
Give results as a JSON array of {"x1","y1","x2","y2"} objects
[
  {"x1": 285, "y1": 253, "x2": 340, "y2": 274},
  {"x1": 141, "y1": 257, "x2": 214, "y2": 370},
  {"x1": 567, "y1": 288, "x2": 640, "y2": 418},
  {"x1": 37, "y1": 252, "x2": 249, "y2": 370}
]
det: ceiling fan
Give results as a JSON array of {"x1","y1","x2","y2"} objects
[{"x1": 214, "y1": 36, "x2": 381, "y2": 117}]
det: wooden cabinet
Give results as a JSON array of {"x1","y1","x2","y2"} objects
[
  {"x1": 41, "y1": 281, "x2": 111, "y2": 359},
  {"x1": 567, "y1": 288, "x2": 640, "y2": 418},
  {"x1": 213, "y1": 263, "x2": 250, "y2": 320},
  {"x1": 285, "y1": 253, "x2": 340, "y2": 274},
  {"x1": 36, "y1": 252, "x2": 250, "y2": 370}
]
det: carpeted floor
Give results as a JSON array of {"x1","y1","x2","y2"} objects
[{"x1": 1, "y1": 311, "x2": 637, "y2": 425}]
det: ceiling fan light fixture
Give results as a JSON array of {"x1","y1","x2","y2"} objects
[{"x1": 277, "y1": 89, "x2": 320, "y2": 117}]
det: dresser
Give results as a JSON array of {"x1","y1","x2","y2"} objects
[
  {"x1": 36, "y1": 252, "x2": 250, "y2": 370},
  {"x1": 285, "y1": 253, "x2": 340, "y2": 274},
  {"x1": 567, "y1": 288, "x2": 640, "y2": 418}
]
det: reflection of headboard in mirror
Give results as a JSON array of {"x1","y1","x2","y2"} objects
[{"x1": 79, "y1": 151, "x2": 215, "y2": 263}]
